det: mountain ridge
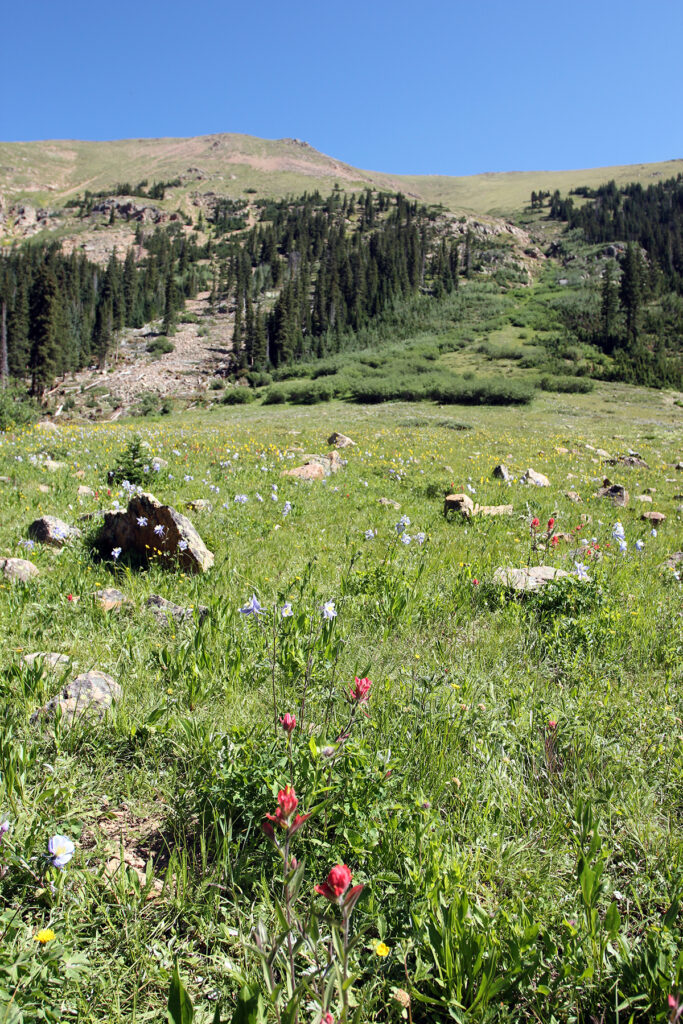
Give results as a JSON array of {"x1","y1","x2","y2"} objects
[{"x1": 1, "y1": 131, "x2": 682, "y2": 217}]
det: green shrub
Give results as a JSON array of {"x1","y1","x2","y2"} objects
[
  {"x1": 221, "y1": 388, "x2": 255, "y2": 405},
  {"x1": 247, "y1": 370, "x2": 273, "y2": 388},
  {"x1": 431, "y1": 377, "x2": 535, "y2": 406},
  {"x1": 540, "y1": 375, "x2": 594, "y2": 394},
  {"x1": 146, "y1": 337, "x2": 175, "y2": 356},
  {"x1": 0, "y1": 386, "x2": 38, "y2": 431},
  {"x1": 263, "y1": 386, "x2": 287, "y2": 405}
]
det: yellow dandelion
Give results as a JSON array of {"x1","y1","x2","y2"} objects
[{"x1": 34, "y1": 928, "x2": 56, "y2": 944}]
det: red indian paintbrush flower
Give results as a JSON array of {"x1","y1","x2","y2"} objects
[
  {"x1": 315, "y1": 863, "x2": 353, "y2": 901},
  {"x1": 349, "y1": 676, "x2": 372, "y2": 703},
  {"x1": 547, "y1": 517, "x2": 555, "y2": 529},
  {"x1": 531, "y1": 517, "x2": 540, "y2": 529},
  {"x1": 263, "y1": 785, "x2": 310, "y2": 838},
  {"x1": 280, "y1": 713, "x2": 296, "y2": 735}
]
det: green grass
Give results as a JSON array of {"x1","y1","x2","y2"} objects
[{"x1": 1, "y1": 392, "x2": 682, "y2": 1022}]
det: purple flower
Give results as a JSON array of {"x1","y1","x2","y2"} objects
[
  {"x1": 137, "y1": 516, "x2": 148, "y2": 527},
  {"x1": 111, "y1": 547, "x2": 122, "y2": 561},
  {"x1": 281, "y1": 602, "x2": 293, "y2": 618},
  {"x1": 153, "y1": 524, "x2": 165, "y2": 538},
  {"x1": 240, "y1": 594, "x2": 262, "y2": 616}
]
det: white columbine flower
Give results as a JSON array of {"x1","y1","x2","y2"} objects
[
  {"x1": 48, "y1": 834, "x2": 75, "y2": 869},
  {"x1": 322, "y1": 600, "x2": 337, "y2": 621}
]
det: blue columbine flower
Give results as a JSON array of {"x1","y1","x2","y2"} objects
[
  {"x1": 281, "y1": 602, "x2": 293, "y2": 617},
  {"x1": 48, "y1": 834, "x2": 75, "y2": 869},
  {"x1": 322, "y1": 600, "x2": 336, "y2": 620},
  {"x1": 111, "y1": 547, "x2": 122, "y2": 560},
  {"x1": 240, "y1": 594, "x2": 262, "y2": 616}
]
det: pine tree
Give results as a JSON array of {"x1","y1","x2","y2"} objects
[
  {"x1": 600, "y1": 260, "x2": 619, "y2": 350},
  {"x1": 28, "y1": 263, "x2": 61, "y2": 397},
  {"x1": 620, "y1": 243, "x2": 642, "y2": 342}
]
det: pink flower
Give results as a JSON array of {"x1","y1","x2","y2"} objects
[
  {"x1": 315, "y1": 863, "x2": 352, "y2": 901},
  {"x1": 472, "y1": 578, "x2": 479, "y2": 586},
  {"x1": 548, "y1": 719, "x2": 557, "y2": 730},
  {"x1": 322, "y1": 1014, "x2": 335, "y2": 1024},
  {"x1": 280, "y1": 713, "x2": 296, "y2": 735},
  {"x1": 531, "y1": 517, "x2": 540, "y2": 529},
  {"x1": 551, "y1": 535, "x2": 559, "y2": 547},
  {"x1": 349, "y1": 676, "x2": 372, "y2": 703}
]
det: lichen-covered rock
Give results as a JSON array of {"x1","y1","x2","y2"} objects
[
  {"x1": 97, "y1": 492, "x2": 214, "y2": 573},
  {"x1": 0, "y1": 557, "x2": 39, "y2": 582},
  {"x1": 493, "y1": 566, "x2": 571, "y2": 591},
  {"x1": 475, "y1": 504, "x2": 513, "y2": 517},
  {"x1": 28, "y1": 516, "x2": 81, "y2": 548},
  {"x1": 32, "y1": 670, "x2": 121, "y2": 725},
  {"x1": 146, "y1": 594, "x2": 209, "y2": 626}
]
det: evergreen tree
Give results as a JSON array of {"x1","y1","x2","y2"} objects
[
  {"x1": 620, "y1": 243, "x2": 642, "y2": 342},
  {"x1": 600, "y1": 260, "x2": 619, "y2": 350},
  {"x1": 28, "y1": 263, "x2": 61, "y2": 397}
]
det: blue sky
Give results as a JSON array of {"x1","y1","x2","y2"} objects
[{"x1": 2, "y1": 0, "x2": 681, "y2": 176}]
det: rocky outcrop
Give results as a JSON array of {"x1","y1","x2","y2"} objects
[
  {"x1": 96, "y1": 492, "x2": 214, "y2": 573},
  {"x1": 328, "y1": 432, "x2": 355, "y2": 448}
]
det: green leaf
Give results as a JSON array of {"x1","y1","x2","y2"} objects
[
  {"x1": 167, "y1": 963, "x2": 194, "y2": 1024},
  {"x1": 605, "y1": 900, "x2": 621, "y2": 935},
  {"x1": 231, "y1": 984, "x2": 265, "y2": 1024}
]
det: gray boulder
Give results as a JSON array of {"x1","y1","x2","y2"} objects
[
  {"x1": 521, "y1": 468, "x2": 550, "y2": 487},
  {"x1": 493, "y1": 565, "x2": 571, "y2": 591},
  {"x1": 146, "y1": 594, "x2": 209, "y2": 626},
  {"x1": 32, "y1": 670, "x2": 121, "y2": 725},
  {"x1": 0, "y1": 557, "x2": 39, "y2": 582},
  {"x1": 97, "y1": 492, "x2": 214, "y2": 573},
  {"x1": 28, "y1": 516, "x2": 81, "y2": 548},
  {"x1": 492, "y1": 464, "x2": 511, "y2": 481}
]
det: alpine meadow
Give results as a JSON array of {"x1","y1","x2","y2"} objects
[{"x1": 0, "y1": 132, "x2": 682, "y2": 1024}]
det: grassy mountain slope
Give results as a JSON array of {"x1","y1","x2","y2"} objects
[{"x1": 1, "y1": 131, "x2": 681, "y2": 214}]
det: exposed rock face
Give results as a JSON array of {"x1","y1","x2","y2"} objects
[
  {"x1": 617, "y1": 455, "x2": 650, "y2": 469},
  {"x1": 565, "y1": 491, "x2": 582, "y2": 502},
  {"x1": 0, "y1": 558, "x2": 39, "y2": 582},
  {"x1": 521, "y1": 468, "x2": 550, "y2": 487},
  {"x1": 595, "y1": 482, "x2": 629, "y2": 507},
  {"x1": 32, "y1": 670, "x2": 121, "y2": 725},
  {"x1": 28, "y1": 516, "x2": 81, "y2": 548},
  {"x1": 378, "y1": 497, "x2": 401, "y2": 509},
  {"x1": 97, "y1": 492, "x2": 214, "y2": 573},
  {"x1": 186, "y1": 499, "x2": 212, "y2": 512},
  {"x1": 493, "y1": 566, "x2": 571, "y2": 591},
  {"x1": 328, "y1": 432, "x2": 355, "y2": 448},
  {"x1": 492, "y1": 464, "x2": 511, "y2": 481},
  {"x1": 146, "y1": 594, "x2": 209, "y2": 625}
]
